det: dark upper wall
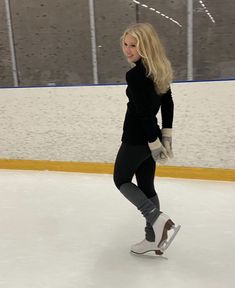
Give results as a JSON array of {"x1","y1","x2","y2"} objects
[
  {"x1": 0, "y1": 0, "x2": 13, "y2": 86},
  {"x1": 194, "y1": 0, "x2": 235, "y2": 80},
  {"x1": 94, "y1": 0, "x2": 136, "y2": 84},
  {"x1": 10, "y1": 0, "x2": 93, "y2": 86},
  {"x1": 0, "y1": 0, "x2": 235, "y2": 87}
]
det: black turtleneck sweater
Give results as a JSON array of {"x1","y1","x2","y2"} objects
[{"x1": 121, "y1": 59, "x2": 174, "y2": 145}]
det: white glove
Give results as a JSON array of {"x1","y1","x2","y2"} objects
[
  {"x1": 148, "y1": 138, "x2": 168, "y2": 164},
  {"x1": 161, "y1": 128, "x2": 174, "y2": 158}
]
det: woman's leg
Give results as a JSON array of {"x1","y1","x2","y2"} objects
[
  {"x1": 135, "y1": 156, "x2": 158, "y2": 200},
  {"x1": 113, "y1": 143, "x2": 161, "y2": 226},
  {"x1": 114, "y1": 143, "x2": 180, "y2": 254},
  {"x1": 135, "y1": 157, "x2": 160, "y2": 242}
]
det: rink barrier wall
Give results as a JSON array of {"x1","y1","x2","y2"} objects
[
  {"x1": 0, "y1": 159, "x2": 234, "y2": 182},
  {"x1": 0, "y1": 80, "x2": 235, "y2": 171}
]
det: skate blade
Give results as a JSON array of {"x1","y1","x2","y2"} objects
[
  {"x1": 130, "y1": 250, "x2": 167, "y2": 259},
  {"x1": 130, "y1": 249, "x2": 163, "y2": 256},
  {"x1": 159, "y1": 224, "x2": 181, "y2": 252}
]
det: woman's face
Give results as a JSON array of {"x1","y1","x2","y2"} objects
[{"x1": 122, "y1": 33, "x2": 141, "y2": 63}]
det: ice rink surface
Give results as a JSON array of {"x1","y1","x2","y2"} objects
[{"x1": 0, "y1": 169, "x2": 234, "y2": 288}]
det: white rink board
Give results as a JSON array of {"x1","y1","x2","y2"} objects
[{"x1": 0, "y1": 80, "x2": 234, "y2": 168}]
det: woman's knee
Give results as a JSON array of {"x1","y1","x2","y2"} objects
[{"x1": 113, "y1": 170, "x2": 131, "y2": 190}]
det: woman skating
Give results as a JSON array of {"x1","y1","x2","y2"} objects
[{"x1": 113, "y1": 23, "x2": 180, "y2": 255}]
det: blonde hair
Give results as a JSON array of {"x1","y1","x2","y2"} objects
[{"x1": 121, "y1": 23, "x2": 173, "y2": 94}]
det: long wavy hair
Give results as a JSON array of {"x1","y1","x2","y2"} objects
[{"x1": 121, "y1": 23, "x2": 173, "y2": 94}]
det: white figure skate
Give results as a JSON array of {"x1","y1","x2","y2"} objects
[
  {"x1": 153, "y1": 213, "x2": 181, "y2": 253},
  {"x1": 130, "y1": 239, "x2": 163, "y2": 255}
]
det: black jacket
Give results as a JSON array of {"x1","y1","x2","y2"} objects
[{"x1": 121, "y1": 59, "x2": 174, "y2": 145}]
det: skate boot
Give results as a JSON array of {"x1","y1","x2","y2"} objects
[
  {"x1": 152, "y1": 213, "x2": 181, "y2": 252},
  {"x1": 130, "y1": 239, "x2": 163, "y2": 255}
]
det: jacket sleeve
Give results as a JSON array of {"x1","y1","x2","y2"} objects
[
  {"x1": 161, "y1": 88, "x2": 174, "y2": 128},
  {"x1": 126, "y1": 70, "x2": 160, "y2": 142}
]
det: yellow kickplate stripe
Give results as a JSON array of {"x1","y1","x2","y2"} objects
[{"x1": 0, "y1": 159, "x2": 234, "y2": 182}]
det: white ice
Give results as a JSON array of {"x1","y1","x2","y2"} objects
[{"x1": 0, "y1": 170, "x2": 234, "y2": 288}]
